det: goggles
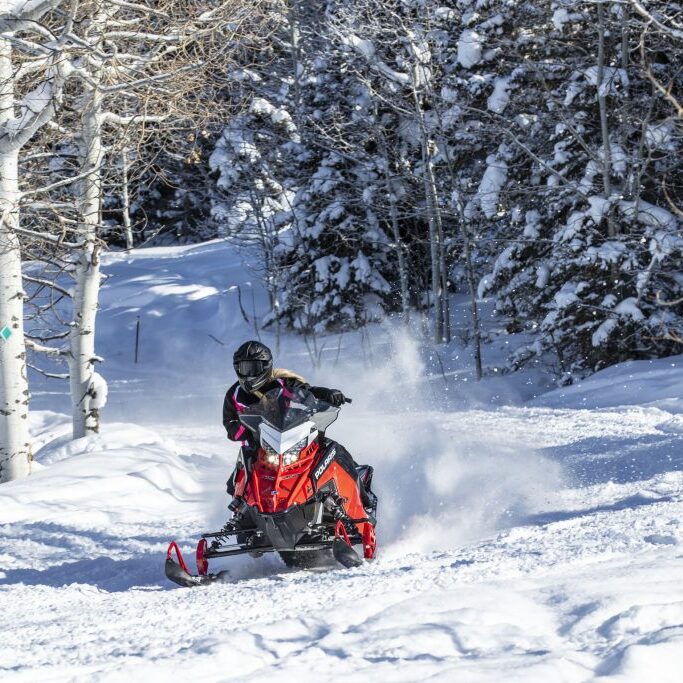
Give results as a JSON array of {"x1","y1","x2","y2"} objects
[{"x1": 234, "y1": 359, "x2": 268, "y2": 377}]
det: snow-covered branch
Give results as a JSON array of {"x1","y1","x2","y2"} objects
[
  {"x1": 628, "y1": 0, "x2": 683, "y2": 40},
  {"x1": 24, "y1": 338, "x2": 68, "y2": 355},
  {"x1": 0, "y1": 0, "x2": 64, "y2": 31},
  {"x1": 22, "y1": 273, "x2": 71, "y2": 298}
]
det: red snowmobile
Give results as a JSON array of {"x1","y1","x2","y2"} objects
[{"x1": 165, "y1": 385, "x2": 377, "y2": 587}]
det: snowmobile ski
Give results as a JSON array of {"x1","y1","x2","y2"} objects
[
  {"x1": 165, "y1": 541, "x2": 228, "y2": 588},
  {"x1": 332, "y1": 520, "x2": 363, "y2": 568}
]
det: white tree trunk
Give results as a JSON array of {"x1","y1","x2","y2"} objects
[
  {"x1": 121, "y1": 147, "x2": 133, "y2": 249},
  {"x1": 0, "y1": 38, "x2": 31, "y2": 482},
  {"x1": 69, "y1": 83, "x2": 103, "y2": 439}
]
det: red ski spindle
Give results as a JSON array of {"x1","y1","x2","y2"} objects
[
  {"x1": 335, "y1": 520, "x2": 352, "y2": 546},
  {"x1": 166, "y1": 541, "x2": 190, "y2": 574},
  {"x1": 196, "y1": 538, "x2": 208, "y2": 576}
]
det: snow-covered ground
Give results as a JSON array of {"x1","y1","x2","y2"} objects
[{"x1": 2, "y1": 241, "x2": 682, "y2": 682}]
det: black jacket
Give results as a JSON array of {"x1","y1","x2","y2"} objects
[{"x1": 222, "y1": 376, "x2": 337, "y2": 443}]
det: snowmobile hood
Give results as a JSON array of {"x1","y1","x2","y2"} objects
[{"x1": 260, "y1": 420, "x2": 316, "y2": 455}]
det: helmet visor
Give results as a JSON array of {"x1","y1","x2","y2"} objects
[{"x1": 234, "y1": 359, "x2": 268, "y2": 378}]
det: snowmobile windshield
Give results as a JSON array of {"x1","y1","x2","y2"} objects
[{"x1": 239, "y1": 386, "x2": 339, "y2": 435}]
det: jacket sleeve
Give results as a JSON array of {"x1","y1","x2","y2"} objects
[
  {"x1": 223, "y1": 387, "x2": 247, "y2": 441},
  {"x1": 282, "y1": 376, "x2": 310, "y2": 392},
  {"x1": 281, "y1": 378, "x2": 337, "y2": 404}
]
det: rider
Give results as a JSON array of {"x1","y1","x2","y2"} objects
[{"x1": 223, "y1": 340, "x2": 374, "y2": 511}]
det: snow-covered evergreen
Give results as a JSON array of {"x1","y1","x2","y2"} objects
[
  {"x1": 477, "y1": 0, "x2": 683, "y2": 376},
  {"x1": 97, "y1": 0, "x2": 681, "y2": 378}
]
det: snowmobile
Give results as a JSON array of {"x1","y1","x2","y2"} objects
[{"x1": 165, "y1": 385, "x2": 377, "y2": 587}]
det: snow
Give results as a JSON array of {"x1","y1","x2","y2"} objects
[
  {"x1": 441, "y1": 85, "x2": 459, "y2": 103},
  {"x1": 492, "y1": 245, "x2": 516, "y2": 276},
  {"x1": 614, "y1": 297, "x2": 645, "y2": 321},
  {"x1": 591, "y1": 317, "x2": 617, "y2": 346},
  {"x1": 487, "y1": 75, "x2": 511, "y2": 113},
  {"x1": 523, "y1": 209, "x2": 541, "y2": 238},
  {"x1": 552, "y1": 281, "x2": 581, "y2": 308},
  {"x1": 588, "y1": 195, "x2": 609, "y2": 225},
  {"x1": 89, "y1": 371, "x2": 108, "y2": 410},
  {"x1": 593, "y1": 242, "x2": 628, "y2": 267},
  {"x1": 563, "y1": 80, "x2": 583, "y2": 107},
  {"x1": 535, "y1": 264, "x2": 549, "y2": 289},
  {"x1": 477, "y1": 155, "x2": 508, "y2": 218},
  {"x1": 557, "y1": 210, "x2": 588, "y2": 242},
  {"x1": 5, "y1": 80, "x2": 54, "y2": 135},
  {"x1": 457, "y1": 29, "x2": 483, "y2": 69},
  {"x1": 552, "y1": 8, "x2": 570, "y2": 32},
  {"x1": 531, "y1": 354, "x2": 683, "y2": 413},
  {"x1": 1, "y1": 0, "x2": 51, "y2": 17},
  {"x1": 477, "y1": 273, "x2": 493, "y2": 298},
  {"x1": 344, "y1": 34, "x2": 376, "y2": 60},
  {"x1": 610, "y1": 142, "x2": 627, "y2": 177},
  {"x1": 343, "y1": 34, "x2": 411, "y2": 86},
  {"x1": 552, "y1": 7, "x2": 582, "y2": 33},
  {"x1": 619, "y1": 199, "x2": 678, "y2": 231},
  {"x1": 250, "y1": 97, "x2": 297, "y2": 135},
  {"x1": 645, "y1": 122, "x2": 674, "y2": 150},
  {"x1": 579, "y1": 159, "x2": 599, "y2": 193},
  {"x1": 584, "y1": 66, "x2": 629, "y2": 96},
  {"x1": 4, "y1": 241, "x2": 683, "y2": 681}
]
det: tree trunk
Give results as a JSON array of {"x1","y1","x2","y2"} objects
[
  {"x1": 435, "y1": 126, "x2": 484, "y2": 379},
  {"x1": 69, "y1": 81, "x2": 103, "y2": 439},
  {"x1": 596, "y1": 1, "x2": 616, "y2": 238},
  {"x1": 0, "y1": 150, "x2": 32, "y2": 482},
  {"x1": 387, "y1": 183, "x2": 411, "y2": 323},
  {"x1": 423, "y1": 159, "x2": 442, "y2": 343},
  {"x1": 426, "y1": 151, "x2": 451, "y2": 343},
  {"x1": 288, "y1": 0, "x2": 301, "y2": 126},
  {"x1": 121, "y1": 146, "x2": 133, "y2": 249},
  {"x1": 376, "y1": 132, "x2": 410, "y2": 322},
  {"x1": 0, "y1": 39, "x2": 32, "y2": 482},
  {"x1": 412, "y1": 71, "x2": 446, "y2": 343},
  {"x1": 453, "y1": 191, "x2": 483, "y2": 380}
]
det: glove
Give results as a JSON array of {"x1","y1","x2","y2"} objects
[
  {"x1": 326, "y1": 389, "x2": 347, "y2": 407},
  {"x1": 310, "y1": 386, "x2": 350, "y2": 406}
]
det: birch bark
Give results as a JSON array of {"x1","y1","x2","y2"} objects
[
  {"x1": 0, "y1": 38, "x2": 31, "y2": 482},
  {"x1": 121, "y1": 147, "x2": 133, "y2": 249},
  {"x1": 69, "y1": 73, "x2": 103, "y2": 438},
  {"x1": 0, "y1": 0, "x2": 71, "y2": 480}
]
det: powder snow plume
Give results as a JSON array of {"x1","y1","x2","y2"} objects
[{"x1": 308, "y1": 326, "x2": 564, "y2": 556}]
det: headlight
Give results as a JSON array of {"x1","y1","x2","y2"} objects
[
  {"x1": 282, "y1": 437, "x2": 308, "y2": 466},
  {"x1": 261, "y1": 442, "x2": 279, "y2": 467}
]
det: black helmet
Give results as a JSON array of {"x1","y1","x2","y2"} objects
[{"x1": 233, "y1": 340, "x2": 273, "y2": 393}]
